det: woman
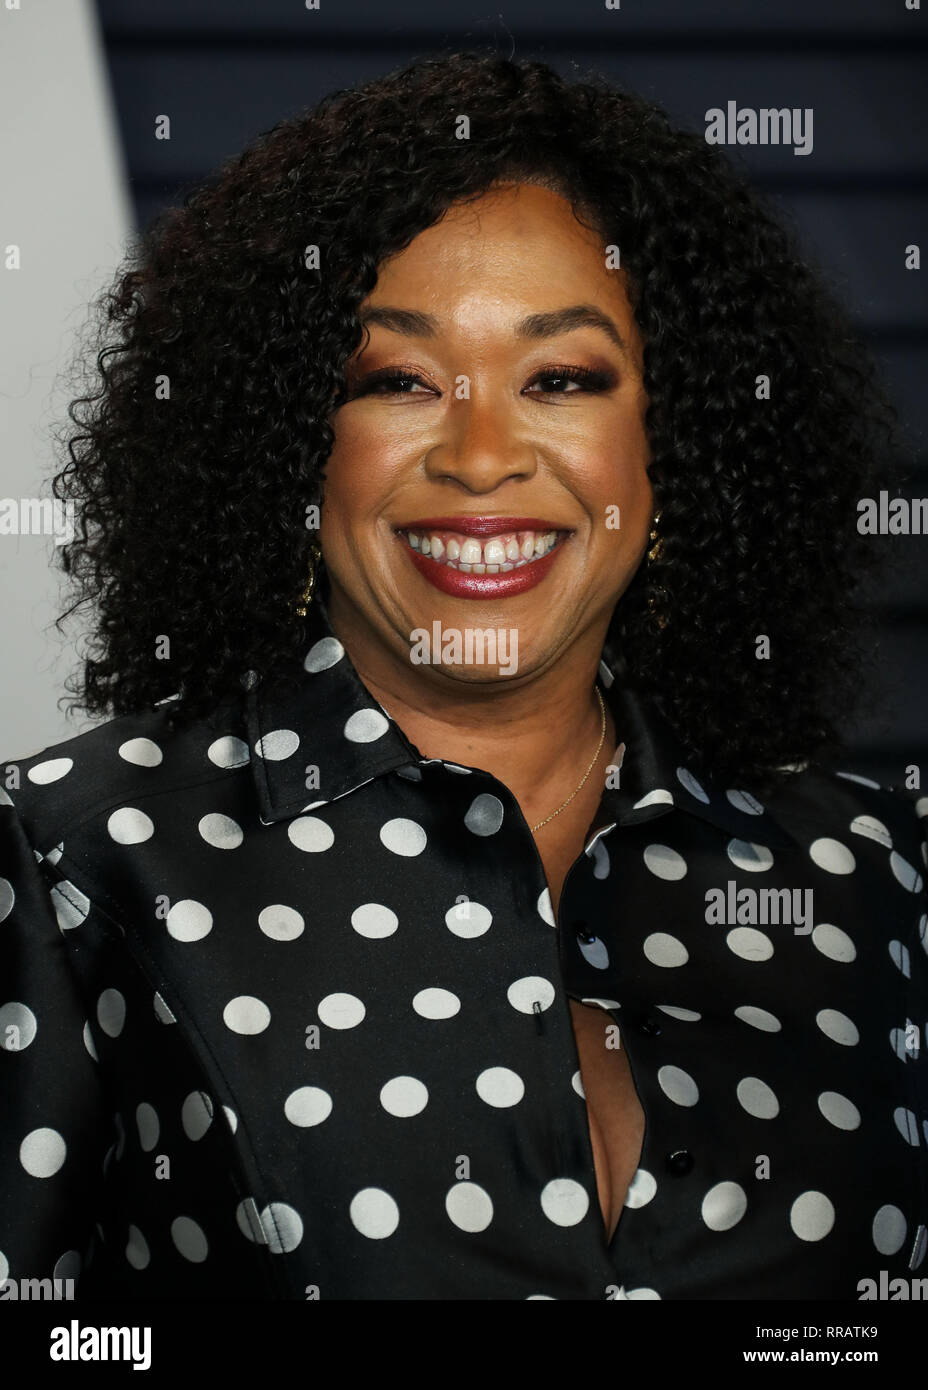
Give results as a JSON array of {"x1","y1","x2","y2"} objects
[{"x1": 1, "y1": 51, "x2": 925, "y2": 1302}]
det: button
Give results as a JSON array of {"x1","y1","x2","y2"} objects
[
  {"x1": 665, "y1": 1149, "x2": 694, "y2": 1176},
  {"x1": 637, "y1": 1014, "x2": 662, "y2": 1036}
]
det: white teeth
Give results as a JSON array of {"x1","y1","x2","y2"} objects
[{"x1": 402, "y1": 527, "x2": 562, "y2": 571}]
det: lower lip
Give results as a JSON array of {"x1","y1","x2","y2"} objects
[{"x1": 399, "y1": 535, "x2": 568, "y2": 598}]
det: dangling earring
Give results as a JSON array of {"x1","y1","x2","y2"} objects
[
  {"x1": 646, "y1": 511, "x2": 668, "y2": 629},
  {"x1": 294, "y1": 542, "x2": 322, "y2": 616}
]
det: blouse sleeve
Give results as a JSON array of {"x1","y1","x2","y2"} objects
[{"x1": 0, "y1": 794, "x2": 113, "y2": 1293}]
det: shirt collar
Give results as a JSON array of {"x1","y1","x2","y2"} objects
[{"x1": 244, "y1": 589, "x2": 796, "y2": 848}]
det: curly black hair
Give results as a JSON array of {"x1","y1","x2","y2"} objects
[{"x1": 50, "y1": 49, "x2": 905, "y2": 794}]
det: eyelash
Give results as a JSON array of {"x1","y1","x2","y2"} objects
[{"x1": 348, "y1": 364, "x2": 615, "y2": 398}]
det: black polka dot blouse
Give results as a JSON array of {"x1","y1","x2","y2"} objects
[{"x1": 1, "y1": 592, "x2": 927, "y2": 1301}]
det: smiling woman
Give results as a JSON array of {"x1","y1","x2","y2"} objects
[{"x1": 0, "y1": 51, "x2": 926, "y2": 1303}]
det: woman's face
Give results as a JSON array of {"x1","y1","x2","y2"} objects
[{"x1": 320, "y1": 180, "x2": 653, "y2": 686}]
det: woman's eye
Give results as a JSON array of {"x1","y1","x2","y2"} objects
[
  {"x1": 354, "y1": 372, "x2": 433, "y2": 396},
  {"x1": 525, "y1": 366, "x2": 614, "y2": 395}
]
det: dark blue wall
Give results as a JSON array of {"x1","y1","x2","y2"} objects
[{"x1": 94, "y1": 0, "x2": 928, "y2": 785}]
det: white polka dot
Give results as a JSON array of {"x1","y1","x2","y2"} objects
[
  {"x1": 810, "y1": 922, "x2": 856, "y2": 963},
  {"x1": 344, "y1": 709, "x2": 389, "y2": 743},
  {"x1": 27, "y1": 758, "x2": 73, "y2": 784},
  {"x1": 166, "y1": 899, "x2": 213, "y2": 942},
  {"x1": 153, "y1": 992, "x2": 176, "y2": 1024},
  {"x1": 872, "y1": 1204, "x2": 907, "y2": 1256},
  {"x1": 790, "y1": 1191, "x2": 835, "y2": 1241},
  {"x1": 198, "y1": 813, "x2": 243, "y2": 849},
  {"x1": 726, "y1": 927, "x2": 773, "y2": 962},
  {"x1": 920, "y1": 914, "x2": 928, "y2": 959},
  {"x1": 889, "y1": 940, "x2": 911, "y2": 978},
  {"x1": 181, "y1": 1091, "x2": 214, "y2": 1140},
  {"x1": 889, "y1": 1026, "x2": 909, "y2": 1061},
  {"x1": 207, "y1": 735, "x2": 250, "y2": 768},
  {"x1": 19, "y1": 1127, "x2": 66, "y2": 1177},
  {"x1": 633, "y1": 789, "x2": 674, "y2": 810},
  {"x1": 379, "y1": 818, "x2": 427, "y2": 856},
  {"x1": 643, "y1": 844, "x2": 687, "y2": 880},
  {"x1": 850, "y1": 814, "x2": 892, "y2": 848},
  {"x1": 304, "y1": 636, "x2": 344, "y2": 672},
  {"x1": 816, "y1": 1008, "x2": 859, "y2": 1046},
  {"x1": 701, "y1": 1182, "x2": 747, "y2": 1231},
  {"x1": 836, "y1": 771, "x2": 881, "y2": 788},
  {"x1": 288, "y1": 816, "x2": 334, "y2": 852},
  {"x1": 0, "y1": 1250, "x2": 7, "y2": 1280},
  {"x1": 590, "y1": 839, "x2": 611, "y2": 879},
  {"x1": 624, "y1": 1169, "x2": 657, "y2": 1209},
  {"x1": 97, "y1": 988, "x2": 126, "y2": 1038},
  {"x1": 655, "y1": 1005, "x2": 701, "y2": 1021},
  {"x1": 223, "y1": 995, "x2": 271, "y2": 1035},
  {"x1": 351, "y1": 903, "x2": 398, "y2": 938},
  {"x1": 171, "y1": 1216, "x2": 208, "y2": 1262},
  {"x1": 445, "y1": 900, "x2": 492, "y2": 938},
  {"x1": 380, "y1": 1076, "x2": 428, "y2": 1117},
  {"x1": 890, "y1": 850, "x2": 923, "y2": 893},
  {"x1": 893, "y1": 1107, "x2": 920, "y2": 1145},
  {"x1": 507, "y1": 976, "x2": 555, "y2": 1014},
  {"x1": 318, "y1": 992, "x2": 365, "y2": 1029},
  {"x1": 50, "y1": 882, "x2": 90, "y2": 931},
  {"x1": 412, "y1": 987, "x2": 460, "y2": 1019},
  {"x1": 223, "y1": 1106, "x2": 238, "y2": 1133},
  {"x1": 350, "y1": 1188, "x2": 399, "y2": 1239},
  {"x1": 676, "y1": 767, "x2": 709, "y2": 803},
  {"x1": 809, "y1": 837, "x2": 855, "y2": 874},
  {"x1": 726, "y1": 789, "x2": 764, "y2": 815},
  {"x1": 537, "y1": 888, "x2": 555, "y2": 926},
  {"x1": 258, "y1": 903, "x2": 305, "y2": 941},
  {"x1": 540, "y1": 1177, "x2": 589, "y2": 1227},
  {"x1": 136, "y1": 1103, "x2": 159, "y2": 1152},
  {"x1": 125, "y1": 1225, "x2": 150, "y2": 1270},
  {"x1": 0, "y1": 1002, "x2": 37, "y2": 1050},
  {"x1": 464, "y1": 794, "x2": 505, "y2": 836},
  {"x1": 657, "y1": 1064, "x2": 699, "y2": 1106},
  {"x1": 737, "y1": 1077, "x2": 779, "y2": 1118},
  {"x1": 107, "y1": 808, "x2": 154, "y2": 844},
  {"x1": 118, "y1": 738, "x2": 162, "y2": 767},
  {"x1": 82, "y1": 1020, "x2": 98, "y2": 1060},
  {"x1": 726, "y1": 840, "x2": 774, "y2": 872},
  {"x1": 475, "y1": 1066, "x2": 525, "y2": 1108},
  {"x1": 259, "y1": 1202, "x2": 303, "y2": 1253},
  {"x1": 579, "y1": 935, "x2": 609, "y2": 969},
  {"x1": 642, "y1": 932, "x2": 688, "y2": 967},
  {"x1": 446, "y1": 1182, "x2": 493, "y2": 1232},
  {"x1": 817, "y1": 1091, "x2": 860, "y2": 1130},
  {"x1": 625, "y1": 1287, "x2": 662, "y2": 1300},
  {"x1": 44, "y1": 843, "x2": 63, "y2": 866},
  {"x1": 53, "y1": 1250, "x2": 81, "y2": 1282},
  {"x1": 254, "y1": 729, "x2": 299, "y2": 760},
  {"x1": 284, "y1": 1086, "x2": 333, "y2": 1127},
  {"x1": 734, "y1": 1005, "x2": 781, "y2": 1032},
  {"x1": 0, "y1": 877, "x2": 14, "y2": 922}
]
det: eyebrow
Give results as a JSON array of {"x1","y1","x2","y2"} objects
[{"x1": 358, "y1": 303, "x2": 630, "y2": 355}]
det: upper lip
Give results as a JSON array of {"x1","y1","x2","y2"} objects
[{"x1": 393, "y1": 516, "x2": 570, "y2": 537}]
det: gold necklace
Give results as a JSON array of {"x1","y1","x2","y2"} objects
[{"x1": 531, "y1": 685, "x2": 607, "y2": 833}]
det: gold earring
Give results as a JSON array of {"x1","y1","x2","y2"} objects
[
  {"x1": 295, "y1": 542, "x2": 322, "y2": 616},
  {"x1": 647, "y1": 510, "x2": 663, "y2": 564},
  {"x1": 646, "y1": 511, "x2": 668, "y2": 629}
]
